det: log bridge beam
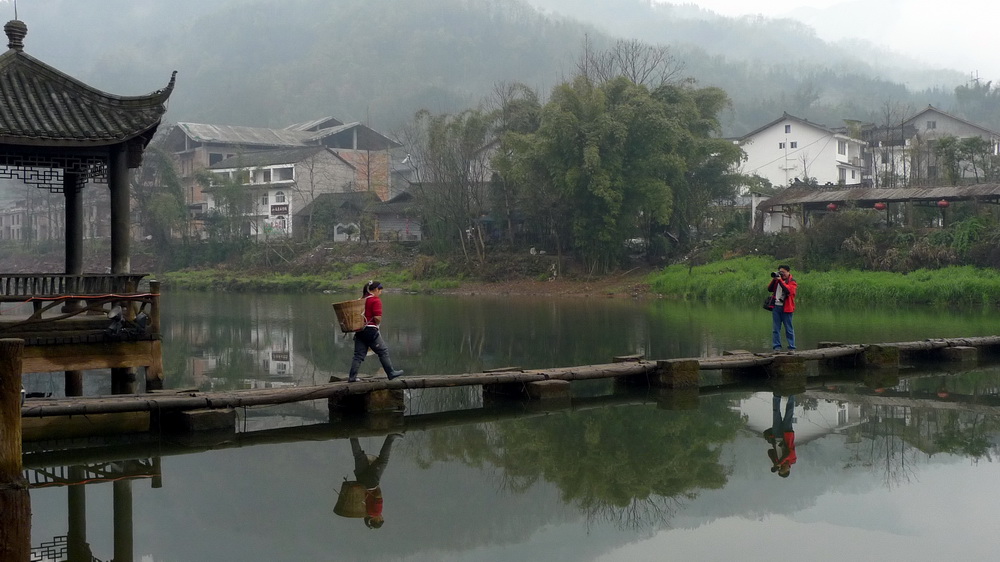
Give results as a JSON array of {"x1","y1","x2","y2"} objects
[{"x1": 17, "y1": 336, "x2": 1000, "y2": 436}]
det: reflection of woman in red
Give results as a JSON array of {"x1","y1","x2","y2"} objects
[
  {"x1": 764, "y1": 393, "x2": 797, "y2": 478},
  {"x1": 352, "y1": 434, "x2": 402, "y2": 529}
]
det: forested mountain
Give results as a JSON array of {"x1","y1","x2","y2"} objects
[{"x1": 13, "y1": 0, "x2": 990, "y2": 136}]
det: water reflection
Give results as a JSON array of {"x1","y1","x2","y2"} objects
[
  {"x1": 764, "y1": 393, "x2": 797, "y2": 478},
  {"x1": 21, "y1": 293, "x2": 1000, "y2": 560},
  {"x1": 23, "y1": 365, "x2": 1000, "y2": 560},
  {"x1": 335, "y1": 435, "x2": 404, "y2": 529}
]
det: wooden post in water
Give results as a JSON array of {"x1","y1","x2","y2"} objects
[
  {"x1": 65, "y1": 370, "x2": 84, "y2": 396},
  {"x1": 145, "y1": 280, "x2": 164, "y2": 391},
  {"x1": 0, "y1": 339, "x2": 30, "y2": 561},
  {"x1": 113, "y1": 480, "x2": 134, "y2": 562}
]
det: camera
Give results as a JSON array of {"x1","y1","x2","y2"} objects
[{"x1": 770, "y1": 271, "x2": 779, "y2": 278}]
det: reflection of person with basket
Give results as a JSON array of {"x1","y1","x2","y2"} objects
[
  {"x1": 763, "y1": 393, "x2": 796, "y2": 478},
  {"x1": 348, "y1": 281, "x2": 404, "y2": 382},
  {"x1": 334, "y1": 434, "x2": 402, "y2": 529}
]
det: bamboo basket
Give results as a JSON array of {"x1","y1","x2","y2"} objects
[
  {"x1": 333, "y1": 480, "x2": 368, "y2": 518},
  {"x1": 332, "y1": 298, "x2": 365, "y2": 332}
]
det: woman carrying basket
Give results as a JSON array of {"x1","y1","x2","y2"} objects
[{"x1": 348, "y1": 280, "x2": 404, "y2": 382}]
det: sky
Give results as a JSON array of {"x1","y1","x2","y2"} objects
[{"x1": 663, "y1": 0, "x2": 1000, "y2": 83}]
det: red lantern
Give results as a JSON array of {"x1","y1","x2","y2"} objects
[
  {"x1": 937, "y1": 199, "x2": 950, "y2": 208},
  {"x1": 874, "y1": 202, "x2": 886, "y2": 211},
  {"x1": 826, "y1": 203, "x2": 837, "y2": 211}
]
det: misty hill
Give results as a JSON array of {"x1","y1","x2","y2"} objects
[{"x1": 11, "y1": 0, "x2": 976, "y2": 137}]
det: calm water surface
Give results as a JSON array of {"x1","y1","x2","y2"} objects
[{"x1": 25, "y1": 291, "x2": 1000, "y2": 561}]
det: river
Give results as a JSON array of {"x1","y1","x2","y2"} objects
[{"x1": 24, "y1": 291, "x2": 1000, "y2": 561}]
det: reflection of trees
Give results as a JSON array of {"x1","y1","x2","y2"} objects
[
  {"x1": 932, "y1": 412, "x2": 998, "y2": 460},
  {"x1": 847, "y1": 403, "x2": 1000, "y2": 487},
  {"x1": 415, "y1": 399, "x2": 743, "y2": 529},
  {"x1": 847, "y1": 405, "x2": 919, "y2": 488}
]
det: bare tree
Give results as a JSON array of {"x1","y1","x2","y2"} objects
[{"x1": 577, "y1": 37, "x2": 687, "y2": 88}]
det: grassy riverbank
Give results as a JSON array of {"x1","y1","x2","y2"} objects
[{"x1": 649, "y1": 256, "x2": 1000, "y2": 308}]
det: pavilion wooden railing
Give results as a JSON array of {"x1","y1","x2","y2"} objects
[{"x1": 0, "y1": 274, "x2": 159, "y2": 338}]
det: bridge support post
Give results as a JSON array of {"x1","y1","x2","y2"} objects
[
  {"x1": 863, "y1": 345, "x2": 900, "y2": 368},
  {"x1": 329, "y1": 389, "x2": 405, "y2": 415},
  {"x1": 0, "y1": 339, "x2": 29, "y2": 562},
  {"x1": 939, "y1": 345, "x2": 977, "y2": 364},
  {"x1": 766, "y1": 354, "x2": 805, "y2": 378},
  {"x1": 652, "y1": 359, "x2": 700, "y2": 389}
]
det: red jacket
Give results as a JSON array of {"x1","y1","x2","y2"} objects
[{"x1": 767, "y1": 275, "x2": 797, "y2": 313}]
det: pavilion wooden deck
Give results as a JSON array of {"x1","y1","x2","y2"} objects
[{"x1": 0, "y1": 273, "x2": 163, "y2": 389}]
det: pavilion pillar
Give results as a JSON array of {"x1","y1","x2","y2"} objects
[
  {"x1": 63, "y1": 172, "x2": 86, "y2": 392},
  {"x1": 63, "y1": 172, "x2": 83, "y2": 275},
  {"x1": 109, "y1": 144, "x2": 138, "y2": 393},
  {"x1": 109, "y1": 144, "x2": 130, "y2": 275}
]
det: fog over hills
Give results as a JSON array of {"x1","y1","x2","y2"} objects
[{"x1": 4, "y1": 0, "x2": 978, "y2": 137}]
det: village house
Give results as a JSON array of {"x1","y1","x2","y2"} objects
[
  {"x1": 206, "y1": 147, "x2": 357, "y2": 240},
  {"x1": 865, "y1": 105, "x2": 1000, "y2": 187},
  {"x1": 161, "y1": 117, "x2": 401, "y2": 239},
  {"x1": 738, "y1": 113, "x2": 867, "y2": 188}
]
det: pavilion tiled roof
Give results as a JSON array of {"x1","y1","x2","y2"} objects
[{"x1": 0, "y1": 19, "x2": 175, "y2": 148}]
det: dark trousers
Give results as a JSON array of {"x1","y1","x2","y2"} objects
[
  {"x1": 351, "y1": 435, "x2": 399, "y2": 488},
  {"x1": 349, "y1": 326, "x2": 396, "y2": 377}
]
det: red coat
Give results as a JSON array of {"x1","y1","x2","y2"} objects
[{"x1": 767, "y1": 275, "x2": 797, "y2": 313}]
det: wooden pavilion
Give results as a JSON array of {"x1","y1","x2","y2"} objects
[{"x1": 0, "y1": 19, "x2": 175, "y2": 394}]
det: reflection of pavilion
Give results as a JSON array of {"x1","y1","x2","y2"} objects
[{"x1": 27, "y1": 460, "x2": 160, "y2": 562}]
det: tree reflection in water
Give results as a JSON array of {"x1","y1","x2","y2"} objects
[{"x1": 413, "y1": 396, "x2": 745, "y2": 530}]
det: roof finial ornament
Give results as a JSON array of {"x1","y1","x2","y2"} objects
[{"x1": 5, "y1": 18, "x2": 26, "y2": 52}]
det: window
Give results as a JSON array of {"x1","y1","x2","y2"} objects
[
  {"x1": 275, "y1": 191, "x2": 286, "y2": 203},
  {"x1": 790, "y1": 142, "x2": 798, "y2": 149},
  {"x1": 778, "y1": 142, "x2": 785, "y2": 149},
  {"x1": 838, "y1": 140, "x2": 847, "y2": 155},
  {"x1": 839, "y1": 168, "x2": 847, "y2": 182},
  {"x1": 927, "y1": 120, "x2": 937, "y2": 130},
  {"x1": 784, "y1": 125, "x2": 791, "y2": 133},
  {"x1": 851, "y1": 170, "x2": 856, "y2": 179},
  {"x1": 261, "y1": 194, "x2": 268, "y2": 205},
  {"x1": 209, "y1": 153, "x2": 224, "y2": 166},
  {"x1": 259, "y1": 170, "x2": 271, "y2": 183},
  {"x1": 275, "y1": 167, "x2": 294, "y2": 181}
]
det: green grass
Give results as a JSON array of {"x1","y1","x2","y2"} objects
[
  {"x1": 648, "y1": 258, "x2": 1000, "y2": 308},
  {"x1": 160, "y1": 268, "x2": 462, "y2": 294}
]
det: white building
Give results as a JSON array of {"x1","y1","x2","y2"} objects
[
  {"x1": 206, "y1": 147, "x2": 356, "y2": 240},
  {"x1": 738, "y1": 113, "x2": 867, "y2": 188}
]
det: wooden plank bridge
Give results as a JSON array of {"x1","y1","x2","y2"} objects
[{"x1": 17, "y1": 335, "x2": 1000, "y2": 428}]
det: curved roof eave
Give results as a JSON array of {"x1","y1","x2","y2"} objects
[{"x1": 0, "y1": 47, "x2": 176, "y2": 147}]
